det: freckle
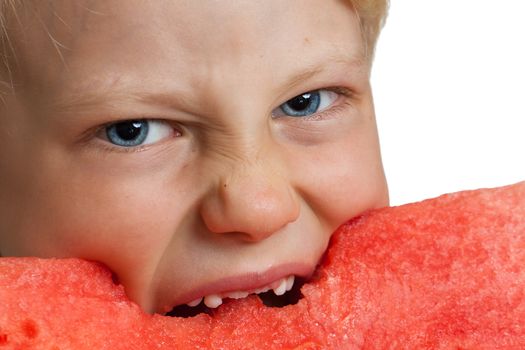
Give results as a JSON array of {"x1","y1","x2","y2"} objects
[
  {"x1": 21, "y1": 319, "x2": 38, "y2": 339},
  {"x1": 304, "y1": 37, "x2": 310, "y2": 44}
]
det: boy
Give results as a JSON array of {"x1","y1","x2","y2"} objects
[{"x1": 0, "y1": 0, "x2": 388, "y2": 315}]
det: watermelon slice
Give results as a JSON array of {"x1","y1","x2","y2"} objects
[{"x1": 1, "y1": 182, "x2": 524, "y2": 349}]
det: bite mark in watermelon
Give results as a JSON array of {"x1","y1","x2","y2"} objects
[{"x1": 1, "y1": 182, "x2": 524, "y2": 349}]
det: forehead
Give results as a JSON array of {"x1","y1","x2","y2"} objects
[{"x1": 9, "y1": 0, "x2": 365, "y2": 100}]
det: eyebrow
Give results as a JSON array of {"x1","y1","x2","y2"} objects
[
  {"x1": 139, "y1": 54, "x2": 367, "y2": 111},
  {"x1": 47, "y1": 87, "x2": 197, "y2": 119},
  {"x1": 48, "y1": 54, "x2": 367, "y2": 115},
  {"x1": 281, "y1": 54, "x2": 367, "y2": 92}
]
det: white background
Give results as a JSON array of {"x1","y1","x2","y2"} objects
[{"x1": 372, "y1": 1, "x2": 525, "y2": 205}]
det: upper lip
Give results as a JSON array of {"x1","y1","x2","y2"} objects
[{"x1": 158, "y1": 262, "x2": 315, "y2": 313}]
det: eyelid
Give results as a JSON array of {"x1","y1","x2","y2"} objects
[
  {"x1": 272, "y1": 87, "x2": 353, "y2": 120},
  {"x1": 79, "y1": 118, "x2": 182, "y2": 154},
  {"x1": 99, "y1": 120, "x2": 173, "y2": 145}
]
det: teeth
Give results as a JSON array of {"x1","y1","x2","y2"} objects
[
  {"x1": 225, "y1": 291, "x2": 249, "y2": 299},
  {"x1": 188, "y1": 275, "x2": 296, "y2": 309},
  {"x1": 253, "y1": 285, "x2": 271, "y2": 294},
  {"x1": 272, "y1": 278, "x2": 287, "y2": 296},
  {"x1": 186, "y1": 297, "x2": 202, "y2": 307},
  {"x1": 203, "y1": 294, "x2": 223, "y2": 308},
  {"x1": 285, "y1": 275, "x2": 295, "y2": 291}
]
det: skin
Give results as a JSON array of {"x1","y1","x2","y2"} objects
[{"x1": 0, "y1": 0, "x2": 388, "y2": 313}]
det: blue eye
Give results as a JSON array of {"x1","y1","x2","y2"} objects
[
  {"x1": 104, "y1": 120, "x2": 173, "y2": 147},
  {"x1": 106, "y1": 120, "x2": 148, "y2": 147},
  {"x1": 280, "y1": 92, "x2": 320, "y2": 117},
  {"x1": 274, "y1": 90, "x2": 338, "y2": 118}
]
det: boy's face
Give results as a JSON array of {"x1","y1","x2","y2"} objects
[{"x1": 0, "y1": 0, "x2": 388, "y2": 313}]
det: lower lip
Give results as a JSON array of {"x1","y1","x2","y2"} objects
[{"x1": 159, "y1": 263, "x2": 315, "y2": 313}]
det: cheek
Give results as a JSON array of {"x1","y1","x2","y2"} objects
[
  {"x1": 290, "y1": 124, "x2": 388, "y2": 231},
  {"x1": 0, "y1": 138, "x2": 197, "y2": 307},
  {"x1": 65, "y1": 188, "x2": 170, "y2": 260},
  {"x1": 1, "y1": 160, "x2": 184, "y2": 272}
]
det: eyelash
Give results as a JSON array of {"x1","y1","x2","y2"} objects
[
  {"x1": 79, "y1": 120, "x2": 176, "y2": 154},
  {"x1": 93, "y1": 138, "x2": 151, "y2": 154},
  {"x1": 301, "y1": 99, "x2": 353, "y2": 122},
  {"x1": 81, "y1": 86, "x2": 353, "y2": 153},
  {"x1": 270, "y1": 86, "x2": 354, "y2": 124},
  {"x1": 292, "y1": 87, "x2": 354, "y2": 121}
]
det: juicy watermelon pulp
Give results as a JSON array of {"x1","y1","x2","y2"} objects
[{"x1": 1, "y1": 182, "x2": 525, "y2": 349}]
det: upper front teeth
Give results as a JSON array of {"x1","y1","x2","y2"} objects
[
  {"x1": 272, "y1": 278, "x2": 287, "y2": 296},
  {"x1": 189, "y1": 275, "x2": 295, "y2": 308},
  {"x1": 203, "y1": 294, "x2": 222, "y2": 308},
  {"x1": 186, "y1": 297, "x2": 203, "y2": 307},
  {"x1": 226, "y1": 291, "x2": 249, "y2": 299}
]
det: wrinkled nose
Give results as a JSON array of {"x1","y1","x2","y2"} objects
[{"x1": 199, "y1": 163, "x2": 300, "y2": 242}]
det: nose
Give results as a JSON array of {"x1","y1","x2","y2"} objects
[{"x1": 199, "y1": 161, "x2": 300, "y2": 242}]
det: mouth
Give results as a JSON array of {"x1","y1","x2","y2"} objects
[{"x1": 164, "y1": 265, "x2": 313, "y2": 318}]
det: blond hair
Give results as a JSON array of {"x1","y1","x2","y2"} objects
[{"x1": 351, "y1": 0, "x2": 389, "y2": 58}]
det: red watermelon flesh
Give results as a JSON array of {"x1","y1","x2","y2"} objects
[{"x1": 1, "y1": 182, "x2": 525, "y2": 349}]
